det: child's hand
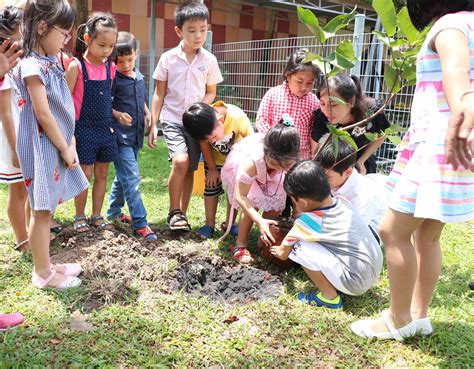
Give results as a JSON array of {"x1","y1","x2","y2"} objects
[
  {"x1": 148, "y1": 125, "x2": 158, "y2": 149},
  {"x1": 70, "y1": 145, "x2": 80, "y2": 169},
  {"x1": 11, "y1": 150, "x2": 20, "y2": 170},
  {"x1": 205, "y1": 168, "x2": 220, "y2": 188},
  {"x1": 60, "y1": 146, "x2": 75, "y2": 168},
  {"x1": 144, "y1": 111, "x2": 151, "y2": 128},
  {"x1": 0, "y1": 40, "x2": 22, "y2": 78},
  {"x1": 257, "y1": 218, "x2": 277, "y2": 246},
  {"x1": 117, "y1": 112, "x2": 132, "y2": 126},
  {"x1": 270, "y1": 244, "x2": 289, "y2": 260}
]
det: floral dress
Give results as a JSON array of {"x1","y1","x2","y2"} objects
[{"x1": 13, "y1": 52, "x2": 88, "y2": 212}]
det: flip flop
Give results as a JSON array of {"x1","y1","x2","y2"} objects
[
  {"x1": 351, "y1": 310, "x2": 417, "y2": 341},
  {"x1": 229, "y1": 246, "x2": 254, "y2": 264}
]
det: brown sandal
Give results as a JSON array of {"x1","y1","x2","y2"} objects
[{"x1": 167, "y1": 209, "x2": 190, "y2": 231}]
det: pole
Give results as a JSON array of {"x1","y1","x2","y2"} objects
[
  {"x1": 351, "y1": 14, "x2": 365, "y2": 76},
  {"x1": 148, "y1": 0, "x2": 156, "y2": 108}
]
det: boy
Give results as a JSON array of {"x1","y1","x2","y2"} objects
[
  {"x1": 182, "y1": 101, "x2": 254, "y2": 238},
  {"x1": 106, "y1": 31, "x2": 157, "y2": 240},
  {"x1": 148, "y1": 0, "x2": 223, "y2": 231},
  {"x1": 270, "y1": 160, "x2": 383, "y2": 309},
  {"x1": 316, "y1": 134, "x2": 390, "y2": 242}
]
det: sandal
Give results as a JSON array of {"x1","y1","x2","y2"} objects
[
  {"x1": 13, "y1": 239, "x2": 29, "y2": 252},
  {"x1": 134, "y1": 225, "x2": 158, "y2": 240},
  {"x1": 229, "y1": 246, "x2": 254, "y2": 264},
  {"x1": 73, "y1": 216, "x2": 90, "y2": 233},
  {"x1": 351, "y1": 310, "x2": 417, "y2": 341},
  {"x1": 89, "y1": 215, "x2": 114, "y2": 230},
  {"x1": 297, "y1": 291, "x2": 343, "y2": 309},
  {"x1": 197, "y1": 225, "x2": 214, "y2": 238},
  {"x1": 32, "y1": 267, "x2": 81, "y2": 290},
  {"x1": 50, "y1": 225, "x2": 64, "y2": 234},
  {"x1": 53, "y1": 263, "x2": 82, "y2": 277},
  {"x1": 167, "y1": 209, "x2": 190, "y2": 231}
]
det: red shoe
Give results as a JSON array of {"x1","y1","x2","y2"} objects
[
  {"x1": 134, "y1": 225, "x2": 157, "y2": 240},
  {"x1": 119, "y1": 214, "x2": 133, "y2": 224},
  {"x1": 0, "y1": 313, "x2": 24, "y2": 332}
]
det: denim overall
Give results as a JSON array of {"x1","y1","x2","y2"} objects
[{"x1": 75, "y1": 59, "x2": 117, "y2": 165}]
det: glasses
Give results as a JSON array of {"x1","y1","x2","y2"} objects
[{"x1": 53, "y1": 26, "x2": 71, "y2": 44}]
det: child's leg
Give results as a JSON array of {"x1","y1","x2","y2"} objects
[
  {"x1": 303, "y1": 267, "x2": 338, "y2": 300},
  {"x1": 91, "y1": 161, "x2": 110, "y2": 218},
  {"x1": 236, "y1": 209, "x2": 254, "y2": 248},
  {"x1": 180, "y1": 169, "x2": 194, "y2": 214},
  {"x1": 75, "y1": 164, "x2": 93, "y2": 218},
  {"x1": 169, "y1": 154, "x2": 190, "y2": 212},
  {"x1": 204, "y1": 195, "x2": 219, "y2": 228},
  {"x1": 411, "y1": 219, "x2": 444, "y2": 320},
  {"x1": 8, "y1": 182, "x2": 29, "y2": 248},
  {"x1": 107, "y1": 174, "x2": 125, "y2": 221}
]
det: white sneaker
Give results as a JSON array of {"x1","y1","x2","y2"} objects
[{"x1": 414, "y1": 317, "x2": 433, "y2": 335}]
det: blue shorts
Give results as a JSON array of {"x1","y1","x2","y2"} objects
[{"x1": 75, "y1": 124, "x2": 118, "y2": 165}]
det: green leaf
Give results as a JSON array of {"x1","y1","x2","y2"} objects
[
  {"x1": 331, "y1": 134, "x2": 339, "y2": 158},
  {"x1": 327, "y1": 124, "x2": 342, "y2": 135},
  {"x1": 336, "y1": 41, "x2": 357, "y2": 62},
  {"x1": 372, "y1": 0, "x2": 397, "y2": 37},
  {"x1": 401, "y1": 63, "x2": 417, "y2": 85},
  {"x1": 340, "y1": 135, "x2": 358, "y2": 150},
  {"x1": 329, "y1": 96, "x2": 348, "y2": 106},
  {"x1": 386, "y1": 135, "x2": 402, "y2": 145},
  {"x1": 297, "y1": 7, "x2": 325, "y2": 43},
  {"x1": 384, "y1": 123, "x2": 407, "y2": 135},
  {"x1": 397, "y1": 7, "x2": 419, "y2": 44},
  {"x1": 302, "y1": 51, "x2": 321, "y2": 63},
  {"x1": 384, "y1": 64, "x2": 401, "y2": 94},
  {"x1": 326, "y1": 49, "x2": 355, "y2": 70},
  {"x1": 322, "y1": 7, "x2": 357, "y2": 40},
  {"x1": 373, "y1": 30, "x2": 394, "y2": 46},
  {"x1": 364, "y1": 132, "x2": 379, "y2": 141}
]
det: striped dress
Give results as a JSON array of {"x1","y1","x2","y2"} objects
[
  {"x1": 13, "y1": 53, "x2": 88, "y2": 212},
  {"x1": 387, "y1": 11, "x2": 474, "y2": 223}
]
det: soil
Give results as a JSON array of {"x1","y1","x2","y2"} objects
[{"x1": 51, "y1": 224, "x2": 284, "y2": 311}]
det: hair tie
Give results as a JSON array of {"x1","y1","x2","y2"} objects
[{"x1": 281, "y1": 113, "x2": 294, "y2": 127}]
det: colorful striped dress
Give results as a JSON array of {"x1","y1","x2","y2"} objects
[{"x1": 387, "y1": 11, "x2": 474, "y2": 223}]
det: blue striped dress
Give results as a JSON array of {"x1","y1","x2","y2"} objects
[{"x1": 13, "y1": 52, "x2": 88, "y2": 212}]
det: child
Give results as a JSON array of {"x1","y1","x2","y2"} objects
[
  {"x1": 351, "y1": 0, "x2": 474, "y2": 340},
  {"x1": 14, "y1": 0, "x2": 89, "y2": 289},
  {"x1": 256, "y1": 49, "x2": 320, "y2": 161},
  {"x1": 104, "y1": 32, "x2": 156, "y2": 240},
  {"x1": 221, "y1": 121, "x2": 300, "y2": 264},
  {"x1": 317, "y1": 134, "x2": 390, "y2": 242},
  {"x1": 270, "y1": 160, "x2": 383, "y2": 309},
  {"x1": 0, "y1": 5, "x2": 29, "y2": 251},
  {"x1": 311, "y1": 73, "x2": 390, "y2": 174},
  {"x1": 66, "y1": 13, "x2": 118, "y2": 232},
  {"x1": 182, "y1": 101, "x2": 254, "y2": 238},
  {"x1": 148, "y1": 0, "x2": 223, "y2": 231}
]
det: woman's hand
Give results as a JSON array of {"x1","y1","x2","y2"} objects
[{"x1": 257, "y1": 218, "x2": 277, "y2": 246}]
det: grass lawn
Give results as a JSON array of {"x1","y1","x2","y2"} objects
[{"x1": 1, "y1": 140, "x2": 473, "y2": 367}]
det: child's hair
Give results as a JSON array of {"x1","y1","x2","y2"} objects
[
  {"x1": 317, "y1": 72, "x2": 367, "y2": 123},
  {"x1": 74, "y1": 12, "x2": 117, "y2": 59},
  {"x1": 182, "y1": 102, "x2": 217, "y2": 141},
  {"x1": 317, "y1": 134, "x2": 357, "y2": 175},
  {"x1": 21, "y1": 0, "x2": 76, "y2": 57},
  {"x1": 284, "y1": 160, "x2": 331, "y2": 202},
  {"x1": 263, "y1": 123, "x2": 300, "y2": 165},
  {"x1": 407, "y1": 0, "x2": 473, "y2": 31},
  {"x1": 115, "y1": 31, "x2": 137, "y2": 59},
  {"x1": 174, "y1": 0, "x2": 209, "y2": 29},
  {"x1": 283, "y1": 48, "x2": 321, "y2": 82},
  {"x1": 0, "y1": 5, "x2": 23, "y2": 38}
]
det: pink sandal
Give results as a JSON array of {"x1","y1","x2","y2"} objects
[
  {"x1": 32, "y1": 267, "x2": 81, "y2": 290},
  {"x1": 229, "y1": 246, "x2": 254, "y2": 264}
]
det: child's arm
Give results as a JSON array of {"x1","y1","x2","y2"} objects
[
  {"x1": 202, "y1": 84, "x2": 216, "y2": 105},
  {"x1": 200, "y1": 141, "x2": 220, "y2": 188},
  {"x1": 112, "y1": 109, "x2": 132, "y2": 126},
  {"x1": 65, "y1": 60, "x2": 79, "y2": 94},
  {"x1": 144, "y1": 103, "x2": 151, "y2": 128},
  {"x1": 26, "y1": 76, "x2": 76, "y2": 168},
  {"x1": 0, "y1": 88, "x2": 19, "y2": 167},
  {"x1": 148, "y1": 80, "x2": 167, "y2": 149},
  {"x1": 255, "y1": 90, "x2": 272, "y2": 133}
]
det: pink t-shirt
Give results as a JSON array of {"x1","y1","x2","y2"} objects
[
  {"x1": 152, "y1": 41, "x2": 223, "y2": 124},
  {"x1": 70, "y1": 57, "x2": 116, "y2": 120}
]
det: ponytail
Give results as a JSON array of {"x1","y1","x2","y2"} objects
[{"x1": 74, "y1": 12, "x2": 117, "y2": 59}]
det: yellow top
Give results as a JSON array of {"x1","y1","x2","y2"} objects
[{"x1": 211, "y1": 100, "x2": 254, "y2": 166}]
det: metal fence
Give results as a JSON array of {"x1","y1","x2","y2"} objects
[{"x1": 139, "y1": 32, "x2": 414, "y2": 173}]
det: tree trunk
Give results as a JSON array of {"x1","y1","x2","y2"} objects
[{"x1": 75, "y1": 0, "x2": 89, "y2": 26}]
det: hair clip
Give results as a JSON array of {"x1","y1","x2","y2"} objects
[{"x1": 281, "y1": 113, "x2": 294, "y2": 127}]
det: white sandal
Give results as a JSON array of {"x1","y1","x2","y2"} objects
[{"x1": 351, "y1": 310, "x2": 417, "y2": 341}]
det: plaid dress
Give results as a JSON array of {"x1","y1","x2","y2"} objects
[{"x1": 13, "y1": 53, "x2": 88, "y2": 212}]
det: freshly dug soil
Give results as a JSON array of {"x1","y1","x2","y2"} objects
[{"x1": 257, "y1": 218, "x2": 296, "y2": 268}]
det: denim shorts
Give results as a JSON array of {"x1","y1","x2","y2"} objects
[{"x1": 161, "y1": 120, "x2": 200, "y2": 171}]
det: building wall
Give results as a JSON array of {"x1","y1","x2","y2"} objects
[{"x1": 78, "y1": 0, "x2": 303, "y2": 50}]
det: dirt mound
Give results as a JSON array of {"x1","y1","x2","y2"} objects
[{"x1": 174, "y1": 258, "x2": 283, "y2": 303}]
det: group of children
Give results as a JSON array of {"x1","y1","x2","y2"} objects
[{"x1": 1, "y1": 0, "x2": 473, "y2": 342}]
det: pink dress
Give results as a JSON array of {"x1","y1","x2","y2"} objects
[{"x1": 221, "y1": 133, "x2": 287, "y2": 212}]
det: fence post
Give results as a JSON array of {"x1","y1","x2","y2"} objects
[
  {"x1": 136, "y1": 40, "x2": 141, "y2": 72},
  {"x1": 198, "y1": 0, "x2": 213, "y2": 50},
  {"x1": 148, "y1": 0, "x2": 156, "y2": 108},
  {"x1": 351, "y1": 13, "x2": 365, "y2": 76}
]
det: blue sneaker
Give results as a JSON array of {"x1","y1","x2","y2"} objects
[
  {"x1": 197, "y1": 225, "x2": 215, "y2": 238},
  {"x1": 297, "y1": 291, "x2": 343, "y2": 309}
]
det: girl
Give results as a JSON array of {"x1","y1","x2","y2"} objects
[
  {"x1": 66, "y1": 13, "x2": 119, "y2": 232},
  {"x1": 0, "y1": 5, "x2": 29, "y2": 251},
  {"x1": 221, "y1": 119, "x2": 300, "y2": 264},
  {"x1": 351, "y1": 0, "x2": 474, "y2": 340},
  {"x1": 14, "y1": 0, "x2": 89, "y2": 289},
  {"x1": 256, "y1": 49, "x2": 320, "y2": 161},
  {"x1": 311, "y1": 73, "x2": 390, "y2": 174}
]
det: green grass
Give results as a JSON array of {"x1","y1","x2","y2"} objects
[{"x1": 1, "y1": 140, "x2": 473, "y2": 367}]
